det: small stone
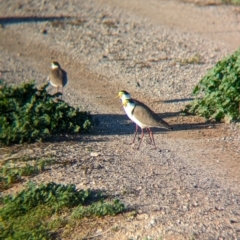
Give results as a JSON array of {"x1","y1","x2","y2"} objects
[
  {"x1": 95, "y1": 228, "x2": 102, "y2": 234},
  {"x1": 41, "y1": 29, "x2": 47, "y2": 34},
  {"x1": 149, "y1": 218, "x2": 156, "y2": 227},
  {"x1": 90, "y1": 152, "x2": 100, "y2": 157},
  {"x1": 137, "y1": 213, "x2": 148, "y2": 220}
]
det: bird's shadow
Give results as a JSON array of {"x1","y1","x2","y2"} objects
[
  {"x1": 91, "y1": 112, "x2": 218, "y2": 136},
  {"x1": 161, "y1": 98, "x2": 194, "y2": 103},
  {"x1": 0, "y1": 16, "x2": 71, "y2": 25},
  {"x1": 43, "y1": 109, "x2": 219, "y2": 144}
]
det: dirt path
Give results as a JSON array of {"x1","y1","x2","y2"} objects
[
  {"x1": 99, "y1": 0, "x2": 240, "y2": 51},
  {"x1": 1, "y1": 0, "x2": 240, "y2": 239}
]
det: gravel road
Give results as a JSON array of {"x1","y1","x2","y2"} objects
[{"x1": 1, "y1": 0, "x2": 240, "y2": 239}]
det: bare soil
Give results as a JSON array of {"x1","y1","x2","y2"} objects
[{"x1": 0, "y1": 0, "x2": 240, "y2": 239}]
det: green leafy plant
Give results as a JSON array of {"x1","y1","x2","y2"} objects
[
  {"x1": 1, "y1": 172, "x2": 21, "y2": 186},
  {"x1": 221, "y1": 0, "x2": 240, "y2": 4},
  {"x1": 0, "y1": 182, "x2": 90, "y2": 218},
  {"x1": 0, "y1": 157, "x2": 56, "y2": 190},
  {"x1": 72, "y1": 199, "x2": 125, "y2": 218},
  {"x1": 184, "y1": 48, "x2": 240, "y2": 122},
  {"x1": 178, "y1": 53, "x2": 203, "y2": 66},
  {"x1": 0, "y1": 81, "x2": 94, "y2": 146},
  {"x1": 0, "y1": 182, "x2": 126, "y2": 239}
]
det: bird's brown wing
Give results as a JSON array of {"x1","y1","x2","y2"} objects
[
  {"x1": 132, "y1": 103, "x2": 171, "y2": 129},
  {"x1": 49, "y1": 68, "x2": 64, "y2": 87},
  {"x1": 133, "y1": 98, "x2": 155, "y2": 113}
]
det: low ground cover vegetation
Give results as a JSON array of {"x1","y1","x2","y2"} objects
[
  {"x1": 184, "y1": 48, "x2": 240, "y2": 123},
  {"x1": 0, "y1": 182, "x2": 126, "y2": 239},
  {"x1": 0, "y1": 81, "x2": 93, "y2": 146}
]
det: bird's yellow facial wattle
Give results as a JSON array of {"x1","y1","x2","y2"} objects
[
  {"x1": 117, "y1": 91, "x2": 123, "y2": 99},
  {"x1": 122, "y1": 99, "x2": 129, "y2": 107}
]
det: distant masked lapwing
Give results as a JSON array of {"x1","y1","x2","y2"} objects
[{"x1": 48, "y1": 61, "x2": 68, "y2": 97}]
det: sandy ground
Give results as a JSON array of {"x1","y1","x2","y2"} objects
[{"x1": 0, "y1": 0, "x2": 240, "y2": 239}]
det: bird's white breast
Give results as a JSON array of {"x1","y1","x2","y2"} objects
[
  {"x1": 125, "y1": 103, "x2": 148, "y2": 129},
  {"x1": 50, "y1": 81, "x2": 58, "y2": 87}
]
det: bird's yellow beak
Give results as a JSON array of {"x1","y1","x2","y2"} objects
[{"x1": 116, "y1": 92, "x2": 121, "y2": 98}]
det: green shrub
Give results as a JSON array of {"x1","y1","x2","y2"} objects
[
  {"x1": 72, "y1": 199, "x2": 126, "y2": 218},
  {"x1": 0, "y1": 81, "x2": 93, "y2": 145},
  {"x1": 0, "y1": 182, "x2": 126, "y2": 239},
  {"x1": 0, "y1": 157, "x2": 55, "y2": 190},
  {"x1": 0, "y1": 182, "x2": 91, "y2": 219},
  {"x1": 222, "y1": 0, "x2": 240, "y2": 5},
  {"x1": 184, "y1": 48, "x2": 240, "y2": 122}
]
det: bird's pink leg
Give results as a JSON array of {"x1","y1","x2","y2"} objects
[
  {"x1": 148, "y1": 128, "x2": 157, "y2": 149},
  {"x1": 137, "y1": 128, "x2": 145, "y2": 150},
  {"x1": 146, "y1": 128, "x2": 153, "y2": 144},
  {"x1": 132, "y1": 124, "x2": 139, "y2": 143}
]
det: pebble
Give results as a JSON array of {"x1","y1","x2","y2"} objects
[{"x1": 90, "y1": 152, "x2": 100, "y2": 157}]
